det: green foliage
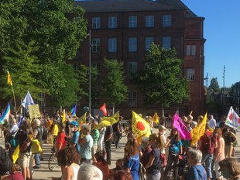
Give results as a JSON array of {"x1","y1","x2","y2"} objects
[
  {"x1": 208, "y1": 78, "x2": 220, "y2": 94},
  {"x1": 138, "y1": 44, "x2": 188, "y2": 108},
  {"x1": 0, "y1": 41, "x2": 44, "y2": 100},
  {"x1": 0, "y1": 0, "x2": 88, "y2": 107},
  {"x1": 101, "y1": 59, "x2": 128, "y2": 106}
]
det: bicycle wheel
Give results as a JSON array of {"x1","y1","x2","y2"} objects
[{"x1": 48, "y1": 152, "x2": 58, "y2": 171}]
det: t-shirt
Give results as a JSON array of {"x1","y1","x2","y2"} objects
[
  {"x1": 127, "y1": 154, "x2": 140, "y2": 180},
  {"x1": 55, "y1": 132, "x2": 67, "y2": 151},
  {"x1": 91, "y1": 129, "x2": 100, "y2": 145},
  {"x1": 146, "y1": 148, "x2": 161, "y2": 175},
  {"x1": 80, "y1": 134, "x2": 93, "y2": 160},
  {"x1": 72, "y1": 131, "x2": 80, "y2": 152},
  {"x1": 184, "y1": 165, "x2": 207, "y2": 180},
  {"x1": 169, "y1": 140, "x2": 182, "y2": 154}
]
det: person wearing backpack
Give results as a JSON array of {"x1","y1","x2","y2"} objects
[{"x1": 199, "y1": 129, "x2": 215, "y2": 180}]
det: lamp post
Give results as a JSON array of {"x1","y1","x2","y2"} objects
[{"x1": 89, "y1": 30, "x2": 92, "y2": 114}]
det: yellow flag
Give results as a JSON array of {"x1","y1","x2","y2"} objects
[
  {"x1": 96, "y1": 120, "x2": 111, "y2": 129},
  {"x1": 31, "y1": 139, "x2": 43, "y2": 154},
  {"x1": 101, "y1": 112, "x2": 119, "y2": 125},
  {"x1": 52, "y1": 124, "x2": 59, "y2": 136},
  {"x1": 132, "y1": 111, "x2": 151, "y2": 138},
  {"x1": 113, "y1": 111, "x2": 120, "y2": 122},
  {"x1": 191, "y1": 113, "x2": 208, "y2": 146},
  {"x1": 12, "y1": 145, "x2": 20, "y2": 164},
  {"x1": 7, "y1": 71, "x2": 13, "y2": 86},
  {"x1": 62, "y1": 109, "x2": 66, "y2": 123},
  {"x1": 78, "y1": 112, "x2": 87, "y2": 124},
  {"x1": 152, "y1": 113, "x2": 159, "y2": 124}
]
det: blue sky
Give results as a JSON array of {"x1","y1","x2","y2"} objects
[{"x1": 181, "y1": 0, "x2": 240, "y2": 87}]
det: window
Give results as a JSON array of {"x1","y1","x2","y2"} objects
[
  {"x1": 92, "y1": 38, "x2": 100, "y2": 53},
  {"x1": 162, "y1": 36, "x2": 171, "y2": 49},
  {"x1": 145, "y1": 37, "x2": 154, "y2": 51},
  {"x1": 92, "y1": 17, "x2": 101, "y2": 29},
  {"x1": 145, "y1": 16, "x2": 154, "y2": 28},
  {"x1": 129, "y1": 16, "x2": 137, "y2": 28},
  {"x1": 162, "y1": 15, "x2": 172, "y2": 27},
  {"x1": 128, "y1": 37, "x2": 137, "y2": 52},
  {"x1": 128, "y1": 62, "x2": 138, "y2": 79},
  {"x1": 186, "y1": 45, "x2": 196, "y2": 56},
  {"x1": 108, "y1": 38, "x2": 117, "y2": 52},
  {"x1": 186, "y1": 68, "x2": 195, "y2": 80},
  {"x1": 108, "y1": 16, "x2": 117, "y2": 29},
  {"x1": 128, "y1": 91, "x2": 137, "y2": 107}
]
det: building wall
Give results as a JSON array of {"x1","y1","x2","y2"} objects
[{"x1": 75, "y1": 9, "x2": 205, "y2": 116}]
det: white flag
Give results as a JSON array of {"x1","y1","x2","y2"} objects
[{"x1": 225, "y1": 106, "x2": 240, "y2": 131}]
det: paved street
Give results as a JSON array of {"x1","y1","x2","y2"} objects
[{"x1": 1, "y1": 131, "x2": 240, "y2": 180}]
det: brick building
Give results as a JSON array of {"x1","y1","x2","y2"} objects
[{"x1": 75, "y1": 0, "x2": 206, "y2": 116}]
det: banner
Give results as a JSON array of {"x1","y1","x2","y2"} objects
[
  {"x1": 132, "y1": 111, "x2": 151, "y2": 138},
  {"x1": 172, "y1": 113, "x2": 191, "y2": 140},
  {"x1": 225, "y1": 106, "x2": 240, "y2": 130},
  {"x1": 28, "y1": 104, "x2": 40, "y2": 120}
]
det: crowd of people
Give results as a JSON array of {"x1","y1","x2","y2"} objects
[{"x1": 0, "y1": 111, "x2": 240, "y2": 180}]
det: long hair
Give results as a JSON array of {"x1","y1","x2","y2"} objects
[
  {"x1": 219, "y1": 158, "x2": 240, "y2": 177},
  {"x1": 125, "y1": 138, "x2": 139, "y2": 157},
  {"x1": 169, "y1": 128, "x2": 181, "y2": 142}
]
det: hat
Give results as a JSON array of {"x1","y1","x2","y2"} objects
[
  {"x1": 159, "y1": 125, "x2": 167, "y2": 131},
  {"x1": 70, "y1": 121, "x2": 79, "y2": 127},
  {"x1": 33, "y1": 118, "x2": 41, "y2": 127}
]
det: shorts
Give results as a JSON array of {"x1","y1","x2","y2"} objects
[{"x1": 19, "y1": 152, "x2": 32, "y2": 168}]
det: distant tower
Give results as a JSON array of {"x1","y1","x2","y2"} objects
[
  {"x1": 223, "y1": 65, "x2": 226, "y2": 88},
  {"x1": 204, "y1": 73, "x2": 209, "y2": 87}
]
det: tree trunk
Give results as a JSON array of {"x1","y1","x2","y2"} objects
[{"x1": 112, "y1": 104, "x2": 115, "y2": 115}]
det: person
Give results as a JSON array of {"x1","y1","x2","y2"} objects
[
  {"x1": 125, "y1": 138, "x2": 140, "y2": 180},
  {"x1": 91, "y1": 120, "x2": 100, "y2": 156},
  {"x1": 165, "y1": 128, "x2": 183, "y2": 175},
  {"x1": 77, "y1": 163, "x2": 103, "y2": 180},
  {"x1": 223, "y1": 127, "x2": 236, "y2": 158},
  {"x1": 70, "y1": 121, "x2": 80, "y2": 153},
  {"x1": 93, "y1": 151, "x2": 110, "y2": 180},
  {"x1": 184, "y1": 148, "x2": 207, "y2": 180},
  {"x1": 79, "y1": 125, "x2": 93, "y2": 163},
  {"x1": 1, "y1": 164, "x2": 24, "y2": 180},
  {"x1": 104, "y1": 125, "x2": 113, "y2": 165},
  {"x1": 32, "y1": 118, "x2": 43, "y2": 169},
  {"x1": 112, "y1": 116, "x2": 123, "y2": 149},
  {"x1": 213, "y1": 128, "x2": 225, "y2": 180},
  {"x1": 199, "y1": 129, "x2": 215, "y2": 180},
  {"x1": 219, "y1": 158, "x2": 240, "y2": 180},
  {"x1": 55, "y1": 123, "x2": 67, "y2": 154},
  {"x1": 158, "y1": 125, "x2": 167, "y2": 168},
  {"x1": 57, "y1": 146, "x2": 80, "y2": 180},
  {"x1": 97, "y1": 127, "x2": 106, "y2": 152},
  {"x1": 142, "y1": 133, "x2": 161, "y2": 180},
  {"x1": 9, "y1": 114, "x2": 19, "y2": 149},
  {"x1": 208, "y1": 115, "x2": 217, "y2": 130},
  {"x1": 109, "y1": 159, "x2": 133, "y2": 180},
  {"x1": 16, "y1": 121, "x2": 32, "y2": 180}
]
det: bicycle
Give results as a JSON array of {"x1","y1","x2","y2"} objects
[{"x1": 48, "y1": 146, "x2": 58, "y2": 171}]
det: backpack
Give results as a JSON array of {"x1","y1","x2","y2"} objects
[
  {"x1": 0, "y1": 146, "x2": 13, "y2": 176},
  {"x1": 200, "y1": 134, "x2": 214, "y2": 154}
]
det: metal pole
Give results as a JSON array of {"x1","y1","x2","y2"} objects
[{"x1": 89, "y1": 30, "x2": 92, "y2": 114}]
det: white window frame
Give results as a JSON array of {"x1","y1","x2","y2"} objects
[
  {"x1": 128, "y1": 16, "x2": 137, "y2": 28},
  {"x1": 191, "y1": 45, "x2": 196, "y2": 56},
  {"x1": 145, "y1": 16, "x2": 154, "y2": 28},
  {"x1": 186, "y1": 45, "x2": 196, "y2": 56},
  {"x1": 108, "y1": 16, "x2": 117, "y2": 29},
  {"x1": 162, "y1": 15, "x2": 172, "y2": 27},
  {"x1": 128, "y1": 37, "x2": 137, "y2": 52},
  {"x1": 92, "y1": 38, "x2": 100, "y2": 53},
  {"x1": 92, "y1": 17, "x2": 101, "y2": 29},
  {"x1": 108, "y1": 38, "x2": 117, "y2": 53},
  {"x1": 162, "y1": 36, "x2": 171, "y2": 49},
  {"x1": 128, "y1": 62, "x2": 138, "y2": 80},
  {"x1": 186, "y1": 68, "x2": 195, "y2": 81},
  {"x1": 128, "y1": 91, "x2": 137, "y2": 107},
  {"x1": 145, "y1": 37, "x2": 154, "y2": 51}
]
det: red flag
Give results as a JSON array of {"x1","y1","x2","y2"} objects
[{"x1": 100, "y1": 103, "x2": 107, "y2": 116}]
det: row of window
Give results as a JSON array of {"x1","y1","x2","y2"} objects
[
  {"x1": 91, "y1": 36, "x2": 171, "y2": 53},
  {"x1": 92, "y1": 15, "x2": 172, "y2": 29}
]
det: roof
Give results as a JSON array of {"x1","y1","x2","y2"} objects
[{"x1": 74, "y1": 0, "x2": 197, "y2": 17}]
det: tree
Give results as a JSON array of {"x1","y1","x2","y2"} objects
[
  {"x1": 0, "y1": 41, "x2": 44, "y2": 101},
  {"x1": 208, "y1": 78, "x2": 220, "y2": 94},
  {"x1": 138, "y1": 44, "x2": 188, "y2": 112},
  {"x1": 101, "y1": 59, "x2": 128, "y2": 113}
]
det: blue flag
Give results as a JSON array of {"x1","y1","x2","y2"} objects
[
  {"x1": 71, "y1": 105, "x2": 77, "y2": 116},
  {"x1": 0, "y1": 103, "x2": 11, "y2": 124}
]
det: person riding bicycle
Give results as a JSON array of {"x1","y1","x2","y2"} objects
[{"x1": 70, "y1": 121, "x2": 80, "y2": 153}]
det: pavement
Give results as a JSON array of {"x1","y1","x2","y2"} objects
[{"x1": 1, "y1": 131, "x2": 240, "y2": 180}]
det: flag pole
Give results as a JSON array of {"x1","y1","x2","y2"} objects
[{"x1": 11, "y1": 85, "x2": 17, "y2": 116}]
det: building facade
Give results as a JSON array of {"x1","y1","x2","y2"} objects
[{"x1": 75, "y1": 0, "x2": 206, "y2": 116}]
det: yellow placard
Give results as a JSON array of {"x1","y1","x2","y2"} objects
[{"x1": 28, "y1": 104, "x2": 41, "y2": 119}]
